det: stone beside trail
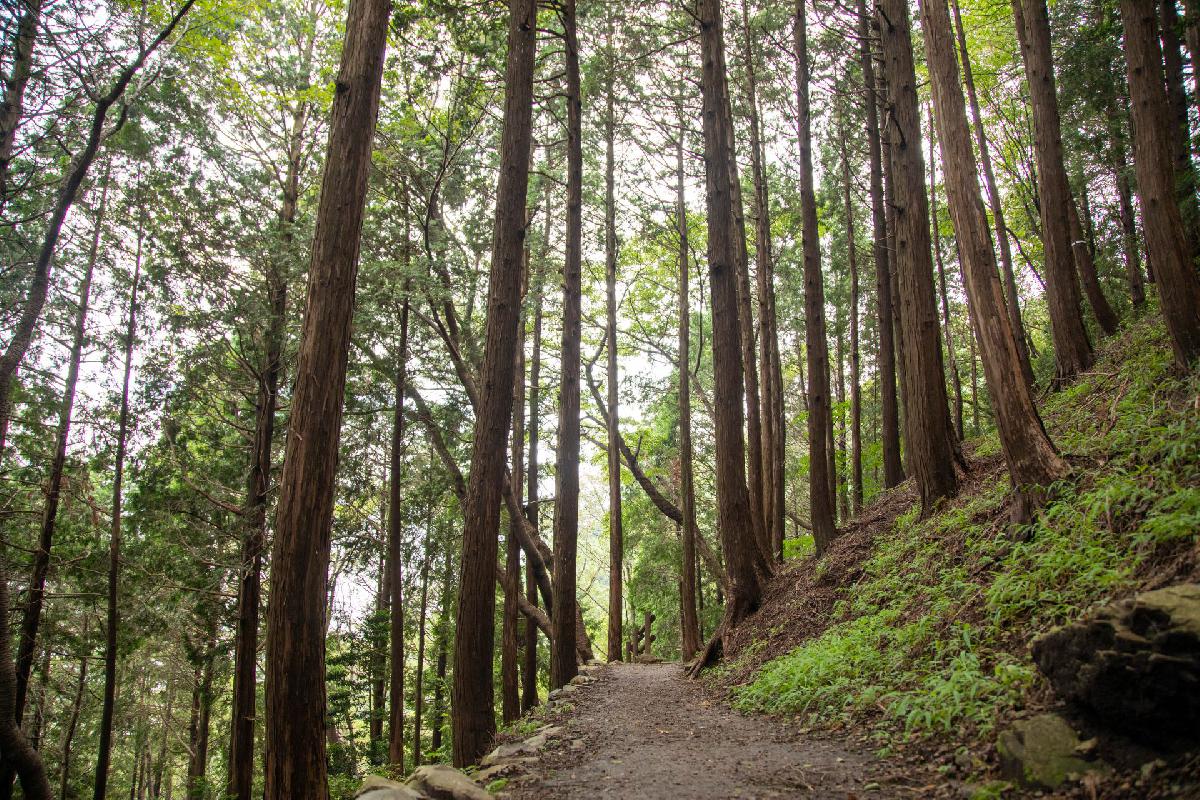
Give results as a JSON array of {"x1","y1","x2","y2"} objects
[{"x1": 496, "y1": 662, "x2": 943, "y2": 799}]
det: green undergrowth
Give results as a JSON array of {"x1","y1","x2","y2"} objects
[{"x1": 735, "y1": 316, "x2": 1200, "y2": 744}]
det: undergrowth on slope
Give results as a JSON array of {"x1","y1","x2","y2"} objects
[{"x1": 735, "y1": 316, "x2": 1200, "y2": 742}]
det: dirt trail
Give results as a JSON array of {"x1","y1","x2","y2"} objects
[{"x1": 504, "y1": 663, "x2": 943, "y2": 799}]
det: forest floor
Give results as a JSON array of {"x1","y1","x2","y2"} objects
[{"x1": 500, "y1": 662, "x2": 949, "y2": 799}]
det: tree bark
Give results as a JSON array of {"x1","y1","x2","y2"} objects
[
  {"x1": 93, "y1": 211, "x2": 144, "y2": 800},
  {"x1": 1160, "y1": 0, "x2": 1200, "y2": 253},
  {"x1": 692, "y1": 0, "x2": 764, "y2": 673},
  {"x1": 604, "y1": 61, "x2": 624, "y2": 664},
  {"x1": 677, "y1": 110, "x2": 702, "y2": 662},
  {"x1": 950, "y1": 0, "x2": 1034, "y2": 385},
  {"x1": 879, "y1": 0, "x2": 961, "y2": 513},
  {"x1": 263, "y1": 0, "x2": 390, "y2": 793},
  {"x1": 838, "y1": 132, "x2": 864, "y2": 514},
  {"x1": 451, "y1": 0, "x2": 536, "y2": 766},
  {"x1": 1067, "y1": 198, "x2": 1119, "y2": 336},
  {"x1": 857, "y1": 0, "x2": 905, "y2": 489},
  {"x1": 794, "y1": 0, "x2": 837, "y2": 551},
  {"x1": 412, "y1": 535, "x2": 430, "y2": 766},
  {"x1": 920, "y1": 0, "x2": 1070, "y2": 516},
  {"x1": 928, "y1": 108, "x2": 965, "y2": 440},
  {"x1": 503, "y1": 237, "x2": 528, "y2": 722},
  {"x1": 387, "y1": 295, "x2": 410, "y2": 767},
  {"x1": 1120, "y1": 0, "x2": 1200, "y2": 367},
  {"x1": 551, "y1": 0, "x2": 582, "y2": 694},
  {"x1": 1114, "y1": 154, "x2": 1146, "y2": 308},
  {"x1": 523, "y1": 214, "x2": 546, "y2": 713},
  {"x1": 58, "y1": 620, "x2": 87, "y2": 800},
  {"x1": 1013, "y1": 0, "x2": 1094, "y2": 381}
]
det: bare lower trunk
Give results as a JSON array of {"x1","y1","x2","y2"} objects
[
  {"x1": 1114, "y1": 155, "x2": 1146, "y2": 308},
  {"x1": 950, "y1": 0, "x2": 1034, "y2": 385},
  {"x1": 523, "y1": 243, "x2": 545, "y2": 712},
  {"x1": 694, "y1": 0, "x2": 763, "y2": 669},
  {"x1": 838, "y1": 134, "x2": 864, "y2": 513},
  {"x1": 879, "y1": 0, "x2": 961, "y2": 513},
  {"x1": 551, "y1": 0, "x2": 582, "y2": 694},
  {"x1": 452, "y1": 0, "x2": 536, "y2": 766},
  {"x1": 264, "y1": 0, "x2": 390, "y2": 793},
  {"x1": 677, "y1": 111, "x2": 702, "y2": 661},
  {"x1": 1120, "y1": 0, "x2": 1200, "y2": 367},
  {"x1": 1068, "y1": 198, "x2": 1119, "y2": 336},
  {"x1": 1013, "y1": 0, "x2": 1093, "y2": 381},
  {"x1": 858, "y1": 0, "x2": 904, "y2": 488},
  {"x1": 604, "y1": 65, "x2": 624, "y2": 664},
  {"x1": 928, "y1": 110, "x2": 965, "y2": 440},
  {"x1": 412, "y1": 538, "x2": 430, "y2": 766},
  {"x1": 387, "y1": 294, "x2": 409, "y2": 767},
  {"x1": 1161, "y1": 0, "x2": 1200, "y2": 254},
  {"x1": 921, "y1": 0, "x2": 1070, "y2": 518}
]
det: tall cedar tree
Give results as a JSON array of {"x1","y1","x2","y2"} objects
[
  {"x1": 1119, "y1": 0, "x2": 1200, "y2": 366},
  {"x1": 451, "y1": 0, "x2": 537, "y2": 765},
  {"x1": 1013, "y1": 0, "x2": 1093, "y2": 381},
  {"x1": 228, "y1": 66, "x2": 309, "y2": 800},
  {"x1": 552, "y1": 0, "x2": 583, "y2": 691},
  {"x1": 677, "y1": 102, "x2": 702, "y2": 660},
  {"x1": 604, "y1": 48, "x2": 624, "y2": 662},
  {"x1": 388, "y1": 294, "x2": 411, "y2": 764},
  {"x1": 878, "y1": 0, "x2": 961, "y2": 512},
  {"x1": 524, "y1": 214, "x2": 546, "y2": 711},
  {"x1": 740, "y1": 0, "x2": 785, "y2": 556},
  {"x1": 838, "y1": 127, "x2": 864, "y2": 513},
  {"x1": 794, "y1": 0, "x2": 837, "y2": 552},
  {"x1": 920, "y1": 0, "x2": 1070, "y2": 517},
  {"x1": 856, "y1": 0, "x2": 905, "y2": 488},
  {"x1": 949, "y1": 0, "x2": 1034, "y2": 385},
  {"x1": 262, "y1": 0, "x2": 390, "y2": 793},
  {"x1": 94, "y1": 213, "x2": 142, "y2": 800},
  {"x1": 503, "y1": 248, "x2": 527, "y2": 721},
  {"x1": 691, "y1": 0, "x2": 763, "y2": 674}
]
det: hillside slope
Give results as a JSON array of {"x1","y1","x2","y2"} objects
[{"x1": 717, "y1": 315, "x2": 1200, "y2": 798}]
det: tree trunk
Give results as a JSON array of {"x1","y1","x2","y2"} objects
[
  {"x1": 794, "y1": 0, "x2": 837, "y2": 551},
  {"x1": 11, "y1": 170, "x2": 105, "y2": 738},
  {"x1": 1067, "y1": 197, "x2": 1119, "y2": 336},
  {"x1": 950, "y1": 0, "x2": 1034, "y2": 385},
  {"x1": 551, "y1": 0, "x2": 582, "y2": 695},
  {"x1": 838, "y1": 133, "x2": 864, "y2": 514},
  {"x1": 920, "y1": 0, "x2": 1070, "y2": 516},
  {"x1": 740, "y1": 0, "x2": 781, "y2": 560},
  {"x1": 503, "y1": 238, "x2": 528, "y2": 722},
  {"x1": 451, "y1": 0, "x2": 536, "y2": 766},
  {"x1": 431, "y1": 550, "x2": 450, "y2": 755},
  {"x1": 879, "y1": 0, "x2": 961, "y2": 513},
  {"x1": 228, "y1": 68, "x2": 309, "y2": 800},
  {"x1": 1160, "y1": 0, "x2": 1200, "y2": 253},
  {"x1": 857, "y1": 0, "x2": 905, "y2": 489},
  {"x1": 0, "y1": 0, "x2": 42, "y2": 213},
  {"x1": 677, "y1": 107, "x2": 702, "y2": 662},
  {"x1": 523, "y1": 216, "x2": 546, "y2": 713},
  {"x1": 58, "y1": 620, "x2": 87, "y2": 800},
  {"x1": 94, "y1": 213, "x2": 144, "y2": 800},
  {"x1": 1013, "y1": 0, "x2": 1094, "y2": 381},
  {"x1": 387, "y1": 293, "x2": 409, "y2": 768},
  {"x1": 263, "y1": 0, "x2": 390, "y2": 793},
  {"x1": 928, "y1": 108, "x2": 965, "y2": 440},
  {"x1": 604, "y1": 62, "x2": 624, "y2": 664},
  {"x1": 1114, "y1": 154, "x2": 1147, "y2": 308},
  {"x1": 692, "y1": 0, "x2": 764, "y2": 670},
  {"x1": 412, "y1": 536, "x2": 430, "y2": 766},
  {"x1": 1120, "y1": 0, "x2": 1200, "y2": 367}
]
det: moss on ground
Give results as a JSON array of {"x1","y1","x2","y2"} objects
[{"x1": 735, "y1": 315, "x2": 1200, "y2": 745}]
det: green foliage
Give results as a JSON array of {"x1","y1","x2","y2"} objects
[{"x1": 737, "y1": 318, "x2": 1200, "y2": 742}]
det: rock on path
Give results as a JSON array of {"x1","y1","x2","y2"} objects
[{"x1": 502, "y1": 663, "x2": 938, "y2": 799}]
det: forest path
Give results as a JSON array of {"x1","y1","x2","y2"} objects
[{"x1": 501, "y1": 662, "x2": 945, "y2": 799}]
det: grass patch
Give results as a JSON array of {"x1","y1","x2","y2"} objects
[{"x1": 736, "y1": 316, "x2": 1200, "y2": 742}]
